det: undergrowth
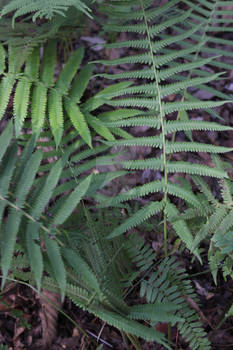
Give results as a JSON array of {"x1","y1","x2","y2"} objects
[{"x1": 0, "y1": 0, "x2": 233, "y2": 349}]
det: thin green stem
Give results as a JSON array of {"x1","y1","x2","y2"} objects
[
  {"x1": 140, "y1": 0, "x2": 168, "y2": 257},
  {"x1": 121, "y1": 331, "x2": 131, "y2": 350},
  {"x1": 0, "y1": 193, "x2": 65, "y2": 247},
  {"x1": 126, "y1": 333, "x2": 143, "y2": 350}
]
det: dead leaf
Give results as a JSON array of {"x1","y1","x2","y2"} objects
[{"x1": 39, "y1": 290, "x2": 62, "y2": 348}]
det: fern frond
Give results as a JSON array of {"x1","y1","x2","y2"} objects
[
  {"x1": 97, "y1": 0, "x2": 232, "y2": 251},
  {"x1": 1, "y1": 42, "x2": 128, "y2": 147},
  {"x1": 192, "y1": 206, "x2": 228, "y2": 251},
  {"x1": 165, "y1": 142, "x2": 233, "y2": 155},
  {"x1": 1, "y1": 150, "x2": 42, "y2": 287},
  {"x1": 1, "y1": 0, "x2": 93, "y2": 24},
  {"x1": 121, "y1": 158, "x2": 228, "y2": 178},
  {"x1": 129, "y1": 303, "x2": 183, "y2": 324},
  {"x1": 140, "y1": 256, "x2": 210, "y2": 349},
  {"x1": 88, "y1": 306, "x2": 170, "y2": 348},
  {"x1": 0, "y1": 123, "x2": 117, "y2": 293},
  {"x1": 107, "y1": 201, "x2": 164, "y2": 239}
]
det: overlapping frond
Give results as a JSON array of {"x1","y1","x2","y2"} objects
[
  {"x1": 0, "y1": 41, "x2": 131, "y2": 148},
  {"x1": 96, "y1": 0, "x2": 232, "y2": 252},
  {"x1": 0, "y1": 0, "x2": 93, "y2": 24},
  {"x1": 0, "y1": 121, "x2": 120, "y2": 296},
  {"x1": 140, "y1": 256, "x2": 211, "y2": 349},
  {"x1": 177, "y1": 157, "x2": 233, "y2": 284}
]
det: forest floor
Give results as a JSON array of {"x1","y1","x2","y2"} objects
[{"x1": 0, "y1": 12, "x2": 233, "y2": 350}]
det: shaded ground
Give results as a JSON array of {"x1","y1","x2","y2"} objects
[{"x1": 0, "y1": 265, "x2": 233, "y2": 349}]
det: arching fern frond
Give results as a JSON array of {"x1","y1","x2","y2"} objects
[
  {"x1": 96, "y1": 0, "x2": 232, "y2": 254},
  {"x1": 0, "y1": 41, "x2": 130, "y2": 148},
  {"x1": 0, "y1": 0, "x2": 93, "y2": 25},
  {"x1": 0, "y1": 121, "x2": 122, "y2": 297}
]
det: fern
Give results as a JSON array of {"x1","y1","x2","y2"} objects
[
  {"x1": 95, "y1": 0, "x2": 232, "y2": 255},
  {"x1": 38, "y1": 209, "x2": 193, "y2": 349},
  {"x1": 174, "y1": 156, "x2": 233, "y2": 285},
  {"x1": 0, "y1": 121, "x2": 119, "y2": 296},
  {"x1": 0, "y1": 0, "x2": 94, "y2": 24},
  {"x1": 140, "y1": 256, "x2": 211, "y2": 349},
  {"x1": 0, "y1": 42, "x2": 131, "y2": 147},
  {"x1": 0, "y1": 1, "x2": 233, "y2": 348}
]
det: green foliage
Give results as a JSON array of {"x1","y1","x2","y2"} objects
[
  {"x1": 0, "y1": 0, "x2": 94, "y2": 24},
  {"x1": 0, "y1": 0, "x2": 233, "y2": 348},
  {"x1": 0, "y1": 42, "x2": 130, "y2": 147},
  {"x1": 175, "y1": 157, "x2": 233, "y2": 285},
  {"x1": 12, "y1": 207, "x2": 211, "y2": 349},
  {"x1": 140, "y1": 256, "x2": 211, "y2": 349},
  {"x1": 96, "y1": 0, "x2": 233, "y2": 251},
  {"x1": 0, "y1": 120, "x2": 121, "y2": 297}
]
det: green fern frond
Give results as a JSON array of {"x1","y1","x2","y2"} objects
[
  {"x1": 121, "y1": 158, "x2": 228, "y2": 178},
  {"x1": 129, "y1": 303, "x2": 183, "y2": 324},
  {"x1": 107, "y1": 201, "x2": 164, "y2": 239},
  {"x1": 1, "y1": 150, "x2": 42, "y2": 287},
  {"x1": 1, "y1": 0, "x2": 93, "y2": 24},
  {"x1": 165, "y1": 142, "x2": 233, "y2": 155},
  {"x1": 0, "y1": 123, "x2": 114, "y2": 293},
  {"x1": 140, "y1": 256, "x2": 210, "y2": 349},
  {"x1": 98, "y1": 0, "x2": 232, "y2": 251},
  {"x1": 192, "y1": 206, "x2": 228, "y2": 251},
  {"x1": 1, "y1": 43, "x2": 128, "y2": 147},
  {"x1": 89, "y1": 306, "x2": 170, "y2": 348}
]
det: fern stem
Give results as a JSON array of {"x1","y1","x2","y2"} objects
[
  {"x1": 121, "y1": 331, "x2": 131, "y2": 350},
  {"x1": 0, "y1": 193, "x2": 64, "y2": 246},
  {"x1": 139, "y1": 0, "x2": 168, "y2": 256},
  {"x1": 126, "y1": 333, "x2": 143, "y2": 350}
]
